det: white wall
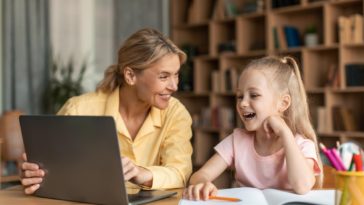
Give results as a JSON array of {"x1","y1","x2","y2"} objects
[{"x1": 50, "y1": 0, "x2": 114, "y2": 92}]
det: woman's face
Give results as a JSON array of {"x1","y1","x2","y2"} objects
[{"x1": 134, "y1": 54, "x2": 180, "y2": 109}]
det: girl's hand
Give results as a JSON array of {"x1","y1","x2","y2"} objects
[
  {"x1": 263, "y1": 115, "x2": 290, "y2": 138},
  {"x1": 20, "y1": 153, "x2": 45, "y2": 194},
  {"x1": 122, "y1": 157, "x2": 153, "y2": 187},
  {"x1": 183, "y1": 182, "x2": 218, "y2": 201}
]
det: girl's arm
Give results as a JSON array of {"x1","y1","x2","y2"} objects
[
  {"x1": 184, "y1": 154, "x2": 228, "y2": 200},
  {"x1": 281, "y1": 129, "x2": 316, "y2": 194},
  {"x1": 264, "y1": 116, "x2": 316, "y2": 194}
]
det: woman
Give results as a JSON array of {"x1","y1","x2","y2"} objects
[{"x1": 20, "y1": 28, "x2": 193, "y2": 194}]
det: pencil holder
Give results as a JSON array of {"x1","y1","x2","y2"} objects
[{"x1": 335, "y1": 171, "x2": 364, "y2": 205}]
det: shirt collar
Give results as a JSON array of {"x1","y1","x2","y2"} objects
[{"x1": 105, "y1": 87, "x2": 162, "y2": 139}]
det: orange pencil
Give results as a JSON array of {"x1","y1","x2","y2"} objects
[{"x1": 209, "y1": 195, "x2": 241, "y2": 202}]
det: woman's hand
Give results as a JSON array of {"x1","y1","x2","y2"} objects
[
  {"x1": 183, "y1": 182, "x2": 218, "y2": 201},
  {"x1": 20, "y1": 153, "x2": 45, "y2": 194},
  {"x1": 122, "y1": 157, "x2": 153, "y2": 187}
]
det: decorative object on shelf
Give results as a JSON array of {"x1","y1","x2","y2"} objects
[
  {"x1": 241, "y1": 0, "x2": 264, "y2": 14},
  {"x1": 224, "y1": 0, "x2": 238, "y2": 18},
  {"x1": 178, "y1": 45, "x2": 197, "y2": 92},
  {"x1": 304, "y1": 25, "x2": 319, "y2": 47},
  {"x1": 326, "y1": 64, "x2": 340, "y2": 88},
  {"x1": 43, "y1": 58, "x2": 87, "y2": 114},
  {"x1": 217, "y1": 40, "x2": 236, "y2": 54}
]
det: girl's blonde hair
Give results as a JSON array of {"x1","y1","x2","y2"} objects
[
  {"x1": 242, "y1": 56, "x2": 323, "y2": 187},
  {"x1": 97, "y1": 28, "x2": 187, "y2": 93}
]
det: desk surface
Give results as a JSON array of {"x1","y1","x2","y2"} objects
[
  {"x1": 0, "y1": 186, "x2": 183, "y2": 205},
  {"x1": 0, "y1": 166, "x2": 336, "y2": 205}
]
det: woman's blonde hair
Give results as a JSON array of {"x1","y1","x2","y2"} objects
[
  {"x1": 242, "y1": 56, "x2": 323, "y2": 187},
  {"x1": 97, "y1": 28, "x2": 187, "y2": 93}
]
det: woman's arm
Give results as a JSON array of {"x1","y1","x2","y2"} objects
[{"x1": 140, "y1": 102, "x2": 193, "y2": 189}]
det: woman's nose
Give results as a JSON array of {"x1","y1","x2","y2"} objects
[{"x1": 168, "y1": 77, "x2": 178, "y2": 91}]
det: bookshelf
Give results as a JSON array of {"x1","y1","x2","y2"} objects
[{"x1": 171, "y1": 0, "x2": 364, "y2": 187}]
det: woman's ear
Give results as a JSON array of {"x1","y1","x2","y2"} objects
[
  {"x1": 279, "y1": 94, "x2": 291, "y2": 113},
  {"x1": 123, "y1": 67, "x2": 136, "y2": 85}
]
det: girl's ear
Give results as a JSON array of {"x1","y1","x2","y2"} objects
[
  {"x1": 279, "y1": 94, "x2": 291, "y2": 113},
  {"x1": 123, "y1": 66, "x2": 136, "y2": 85}
]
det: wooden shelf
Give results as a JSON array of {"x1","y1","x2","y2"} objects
[
  {"x1": 171, "y1": 0, "x2": 364, "y2": 187},
  {"x1": 271, "y1": 3, "x2": 323, "y2": 14},
  {"x1": 331, "y1": 87, "x2": 364, "y2": 93},
  {"x1": 330, "y1": 0, "x2": 362, "y2": 6},
  {"x1": 1, "y1": 175, "x2": 19, "y2": 183},
  {"x1": 318, "y1": 131, "x2": 364, "y2": 138},
  {"x1": 237, "y1": 11, "x2": 265, "y2": 19},
  {"x1": 173, "y1": 22, "x2": 209, "y2": 29}
]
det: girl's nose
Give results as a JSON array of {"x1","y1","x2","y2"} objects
[{"x1": 239, "y1": 98, "x2": 248, "y2": 108}]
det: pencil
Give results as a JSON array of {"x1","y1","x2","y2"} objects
[{"x1": 209, "y1": 195, "x2": 241, "y2": 202}]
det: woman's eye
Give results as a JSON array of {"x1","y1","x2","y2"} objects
[
  {"x1": 159, "y1": 75, "x2": 168, "y2": 79},
  {"x1": 251, "y1": 94, "x2": 259, "y2": 98}
]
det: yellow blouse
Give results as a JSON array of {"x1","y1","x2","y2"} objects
[{"x1": 57, "y1": 87, "x2": 193, "y2": 189}]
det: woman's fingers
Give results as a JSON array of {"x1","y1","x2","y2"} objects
[
  {"x1": 22, "y1": 153, "x2": 27, "y2": 161},
  {"x1": 24, "y1": 184, "x2": 40, "y2": 195},
  {"x1": 21, "y1": 162, "x2": 39, "y2": 171},
  {"x1": 21, "y1": 177, "x2": 43, "y2": 186},
  {"x1": 124, "y1": 166, "x2": 138, "y2": 181},
  {"x1": 23, "y1": 169, "x2": 45, "y2": 178},
  {"x1": 122, "y1": 157, "x2": 138, "y2": 181}
]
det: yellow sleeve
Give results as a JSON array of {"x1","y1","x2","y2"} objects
[
  {"x1": 144, "y1": 102, "x2": 193, "y2": 189},
  {"x1": 56, "y1": 97, "x2": 78, "y2": 115}
]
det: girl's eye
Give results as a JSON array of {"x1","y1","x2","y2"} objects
[
  {"x1": 251, "y1": 94, "x2": 259, "y2": 98},
  {"x1": 237, "y1": 95, "x2": 244, "y2": 100}
]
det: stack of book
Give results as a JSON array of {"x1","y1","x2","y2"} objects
[{"x1": 338, "y1": 14, "x2": 363, "y2": 44}]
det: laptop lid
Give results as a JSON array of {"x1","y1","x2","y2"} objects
[{"x1": 19, "y1": 115, "x2": 176, "y2": 205}]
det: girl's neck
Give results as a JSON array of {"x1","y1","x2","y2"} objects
[
  {"x1": 118, "y1": 86, "x2": 150, "y2": 120},
  {"x1": 254, "y1": 129, "x2": 283, "y2": 156}
]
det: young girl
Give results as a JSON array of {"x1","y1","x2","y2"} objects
[{"x1": 184, "y1": 56, "x2": 323, "y2": 201}]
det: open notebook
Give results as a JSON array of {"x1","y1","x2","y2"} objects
[{"x1": 179, "y1": 187, "x2": 335, "y2": 205}]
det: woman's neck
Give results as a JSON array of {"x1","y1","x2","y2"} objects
[
  {"x1": 254, "y1": 128, "x2": 283, "y2": 156},
  {"x1": 118, "y1": 86, "x2": 150, "y2": 120}
]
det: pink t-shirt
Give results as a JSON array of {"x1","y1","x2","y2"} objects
[{"x1": 214, "y1": 128, "x2": 321, "y2": 190}]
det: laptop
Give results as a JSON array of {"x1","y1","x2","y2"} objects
[{"x1": 19, "y1": 115, "x2": 177, "y2": 205}]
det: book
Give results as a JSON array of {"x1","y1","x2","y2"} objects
[
  {"x1": 351, "y1": 14, "x2": 363, "y2": 43},
  {"x1": 338, "y1": 16, "x2": 351, "y2": 44},
  {"x1": 283, "y1": 26, "x2": 301, "y2": 48},
  {"x1": 277, "y1": 26, "x2": 287, "y2": 50},
  {"x1": 345, "y1": 63, "x2": 364, "y2": 86},
  {"x1": 179, "y1": 187, "x2": 335, "y2": 205}
]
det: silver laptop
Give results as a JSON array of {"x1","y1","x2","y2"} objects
[{"x1": 19, "y1": 115, "x2": 177, "y2": 205}]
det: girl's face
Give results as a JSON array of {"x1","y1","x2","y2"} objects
[
  {"x1": 134, "y1": 54, "x2": 180, "y2": 110},
  {"x1": 236, "y1": 69, "x2": 281, "y2": 131}
]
